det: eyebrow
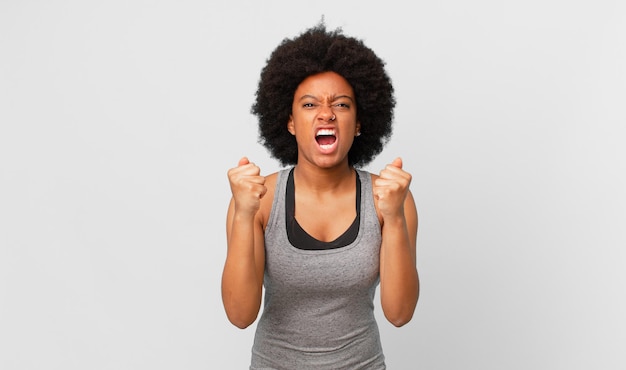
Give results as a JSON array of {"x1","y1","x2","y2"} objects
[{"x1": 298, "y1": 94, "x2": 355, "y2": 102}]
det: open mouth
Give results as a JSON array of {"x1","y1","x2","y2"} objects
[{"x1": 316, "y1": 128, "x2": 337, "y2": 149}]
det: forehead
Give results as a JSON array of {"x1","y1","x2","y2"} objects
[{"x1": 294, "y1": 71, "x2": 354, "y2": 98}]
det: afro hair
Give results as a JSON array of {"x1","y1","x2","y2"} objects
[{"x1": 251, "y1": 21, "x2": 395, "y2": 168}]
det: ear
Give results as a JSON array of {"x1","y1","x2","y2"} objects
[
  {"x1": 287, "y1": 115, "x2": 295, "y2": 135},
  {"x1": 355, "y1": 121, "x2": 361, "y2": 136}
]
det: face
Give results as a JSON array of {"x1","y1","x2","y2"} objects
[{"x1": 287, "y1": 71, "x2": 361, "y2": 169}]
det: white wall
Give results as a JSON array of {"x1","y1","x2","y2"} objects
[{"x1": 1, "y1": 1, "x2": 624, "y2": 369}]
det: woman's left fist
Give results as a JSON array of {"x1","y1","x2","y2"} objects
[{"x1": 373, "y1": 157, "x2": 412, "y2": 220}]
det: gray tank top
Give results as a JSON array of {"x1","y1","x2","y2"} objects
[{"x1": 250, "y1": 168, "x2": 386, "y2": 370}]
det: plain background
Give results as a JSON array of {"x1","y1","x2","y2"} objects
[{"x1": 1, "y1": 1, "x2": 625, "y2": 369}]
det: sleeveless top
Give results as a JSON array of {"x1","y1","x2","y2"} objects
[
  {"x1": 285, "y1": 167, "x2": 360, "y2": 250},
  {"x1": 250, "y1": 168, "x2": 386, "y2": 370}
]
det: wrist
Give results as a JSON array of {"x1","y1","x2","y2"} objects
[{"x1": 381, "y1": 213, "x2": 406, "y2": 228}]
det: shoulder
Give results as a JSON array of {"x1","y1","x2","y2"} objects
[
  {"x1": 356, "y1": 169, "x2": 378, "y2": 182},
  {"x1": 258, "y1": 170, "x2": 283, "y2": 228},
  {"x1": 264, "y1": 171, "x2": 280, "y2": 186},
  {"x1": 262, "y1": 169, "x2": 288, "y2": 193}
]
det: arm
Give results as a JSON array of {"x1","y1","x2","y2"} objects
[
  {"x1": 221, "y1": 157, "x2": 267, "y2": 329},
  {"x1": 374, "y1": 157, "x2": 420, "y2": 327}
]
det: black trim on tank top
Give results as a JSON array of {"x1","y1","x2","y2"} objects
[{"x1": 286, "y1": 168, "x2": 361, "y2": 250}]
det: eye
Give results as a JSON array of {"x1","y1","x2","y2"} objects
[
  {"x1": 302, "y1": 102, "x2": 316, "y2": 108},
  {"x1": 333, "y1": 102, "x2": 351, "y2": 109}
]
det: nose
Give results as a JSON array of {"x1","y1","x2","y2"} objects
[{"x1": 319, "y1": 105, "x2": 335, "y2": 122}]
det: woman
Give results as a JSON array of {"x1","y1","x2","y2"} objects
[{"x1": 222, "y1": 22, "x2": 419, "y2": 369}]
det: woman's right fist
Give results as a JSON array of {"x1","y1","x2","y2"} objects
[{"x1": 227, "y1": 157, "x2": 267, "y2": 216}]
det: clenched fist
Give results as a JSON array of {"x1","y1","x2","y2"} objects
[
  {"x1": 227, "y1": 157, "x2": 267, "y2": 217},
  {"x1": 373, "y1": 157, "x2": 412, "y2": 221}
]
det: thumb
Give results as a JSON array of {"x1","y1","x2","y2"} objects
[
  {"x1": 391, "y1": 157, "x2": 403, "y2": 169},
  {"x1": 238, "y1": 156, "x2": 250, "y2": 167}
]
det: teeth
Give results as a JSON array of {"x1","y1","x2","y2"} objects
[{"x1": 316, "y1": 129, "x2": 336, "y2": 136}]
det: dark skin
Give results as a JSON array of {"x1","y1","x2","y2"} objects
[{"x1": 222, "y1": 71, "x2": 419, "y2": 329}]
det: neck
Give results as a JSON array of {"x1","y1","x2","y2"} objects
[{"x1": 293, "y1": 161, "x2": 354, "y2": 193}]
